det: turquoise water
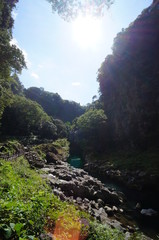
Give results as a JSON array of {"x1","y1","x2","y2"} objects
[{"x1": 68, "y1": 157, "x2": 83, "y2": 168}]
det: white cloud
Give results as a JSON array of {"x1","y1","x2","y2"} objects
[
  {"x1": 72, "y1": 82, "x2": 81, "y2": 86},
  {"x1": 12, "y1": 11, "x2": 18, "y2": 20},
  {"x1": 31, "y1": 72, "x2": 39, "y2": 80},
  {"x1": 22, "y1": 49, "x2": 31, "y2": 68},
  {"x1": 10, "y1": 38, "x2": 18, "y2": 46},
  {"x1": 10, "y1": 38, "x2": 31, "y2": 68}
]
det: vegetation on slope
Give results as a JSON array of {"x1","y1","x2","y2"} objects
[
  {"x1": 0, "y1": 156, "x2": 141, "y2": 240},
  {"x1": 25, "y1": 87, "x2": 85, "y2": 123}
]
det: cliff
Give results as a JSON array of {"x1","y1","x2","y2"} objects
[{"x1": 98, "y1": 2, "x2": 159, "y2": 149}]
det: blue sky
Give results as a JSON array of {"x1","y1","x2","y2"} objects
[{"x1": 13, "y1": 0, "x2": 152, "y2": 105}]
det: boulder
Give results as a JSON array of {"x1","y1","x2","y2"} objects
[
  {"x1": 141, "y1": 208, "x2": 158, "y2": 216},
  {"x1": 46, "y1": 152, "x2": 60, "y2": 164}
]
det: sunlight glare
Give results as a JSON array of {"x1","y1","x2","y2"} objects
[{"x1": 72, "y1": 15, "x2": 102, "y2": 49}]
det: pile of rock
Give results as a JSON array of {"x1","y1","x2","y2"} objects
[{"x1": 40, "y1": 157, "x2": 127, "y2": 230}]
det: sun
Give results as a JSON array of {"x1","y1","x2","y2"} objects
[{"x1": 72, "y1": 15, "x2": 102, "y2": 49}]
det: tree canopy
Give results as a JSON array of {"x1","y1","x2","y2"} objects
[
  {"x1": 24, "y1": 87, "x2": 85, "y2": 122},
  {"x1": 0, "y1": 0, "x2": 26, "y2": 121},
  {"x1": 71, "y1": 109, "x2": 107, "y2": 153},
  {"x1": 47, "y1": 0, "x2": 114, "y2": 20}
]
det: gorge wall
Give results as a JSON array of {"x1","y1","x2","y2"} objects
[{"x1": 98, "y1": 2, "x2": 159, "y2": 150}]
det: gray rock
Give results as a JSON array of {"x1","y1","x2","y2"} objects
[
  {"x1": 141, "y1": 208, "x2": 158, "y2": 216},
  {"x1": 104, "y1": 206, "x2": 114, "y2": 216},
  {"x1": 99, "y1": 207, "x2": 108, "y2": 223},
  {"x1": 97, "y1": 198, "x2": 104, "y2": 207},
  {"x1": 76, "y1": 197, "x2": 83, "y2": 204},
  {"x1": 39, "y1": 233, "x2": 52, "y2": 240}
]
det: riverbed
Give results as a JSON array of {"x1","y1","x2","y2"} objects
[{"x1": 69, "y1": 157, "x2": 159, "y2": 239}]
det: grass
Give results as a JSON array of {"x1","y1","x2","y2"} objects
[
  {"x1": 0, "y1": 140, "x2": 22, "y2": 156},
  {"x1": 32, "y1": 138, "x2": 70, "y2": 161},
  {"x1": 0, "y1": 157, "x2": 82, "y2": 239}
]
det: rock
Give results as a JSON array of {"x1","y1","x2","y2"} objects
[
  {"x1": 58, "y1": 173, "x2": 72, "y2": 181},
  {"x1": 46, "y1": 152, "x2": 59, "y2": 164},
  {"x1": 112, "y1": 206, "x2": 118, "y2": 212},
  {"x1": 135, "y1": 202, "x2": 141, "y2": 210},
  {"x1": 76, "y1": 197, "x2": 83, "y2": 205},
  {"x1": 141, "y1": 208, "x2": 158, "y2": 216},
  {"x1": 104, "y1": 206, "x2": 114, "y2": 216},
  {"x1": 125, "y1": 232, "x2": 131, "y2": 240},
  {"x1": 39, "y1": 233, "x2": 52, "y2": 240},
  {"x1": 53, "y1": 189, "x2": 66, "y2": 201},
  {"x1": 97, "y1": 199, "x2": 104, "y2": 207},
  {"x1": 138, "y1": 171, "x2": 146, "y2": 177},
  {"x1": 119, "y1": 208, "x2": 124, "y2": 213},
  {"x1": 92, "y1": 208, "x2": 100, "y2": 220},
  {"x1": 40, "y1": 155, "x2": 123, "y2": 227},
  {"x1": 83, "y1": 198, "x2": 89, "y2": 204},
  {"x1": 99, "y1": 207, "x2": 108, "y2": 223}
]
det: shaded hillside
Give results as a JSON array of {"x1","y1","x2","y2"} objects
[
  {"x1": 98, "y1": 2, "x2": 159, "y2": 149},
  {"x1": 25, "y1": 87, "x2": 85, "y2": 122}
]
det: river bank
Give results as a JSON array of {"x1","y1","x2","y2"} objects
[{"x1": 83, "y1": 154, "x2": 159, "y2": 239}]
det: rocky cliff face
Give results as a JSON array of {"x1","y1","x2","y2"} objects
[{"x1": 98, "y1": 2, "x2": 159, "y2": 149}]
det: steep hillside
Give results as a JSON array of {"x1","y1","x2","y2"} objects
[
  {"x1": 25, "y1": 87, "x2": 85, "y2": 123},
  {"x1": 98, "y1": 2, "x2": 159, "y2": 150}
]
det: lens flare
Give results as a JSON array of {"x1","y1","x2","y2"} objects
[{"x1": 72, "y1": 15, "x2": 102, "y2": 49}]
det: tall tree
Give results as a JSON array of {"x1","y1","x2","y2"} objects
[{"x1": 0, "y1": 0, "x2": 26, "y2": 121}]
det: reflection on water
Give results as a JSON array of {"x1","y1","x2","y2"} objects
[{"x1": 69, "y1": 157, "x2": 83, "y2": 168}]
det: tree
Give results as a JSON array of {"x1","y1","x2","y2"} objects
[
  {"x1": 47, "y1": 0, "x2": 114, "y2": 20},
  {"x1": 0, "y1": 0, "x2": 26, "y2": 77},
  {"x1": 0, "y1": 0, "x2": 26, "y2": 122},
  {"x1": 24, "y1": 87, "x2": 85, "y2": 122},
  {"x1": 10, "y1": 73, "x2": 24, "y2": 95},
  {"x1": 71, "y1": 109, "x2": 107, "y2": 153},
  {"x1": 52, "y1": 118, "x2": 67, "y2": 138},
  {"x1": 1, "y1": 96, "x2": 52, "y2": 136}
]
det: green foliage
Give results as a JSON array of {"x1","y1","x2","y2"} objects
[
  {"x1": 39, "y1": 121, "x2": 57, "y2": 139},
  {"x1": 1, "y1": 95, "x2": 56, "y2": 137},
  {"x1": 87, "y1": 222, "x2": 145, "y2": 240},
  {"x1": 87, "y1": 221, "x2": 124, "y2": 240},
  {"x1": 52, "y1": 118, "x2": 67, "y2": 138},
  {"x1": 10, "y1": 74, "x2": 24, "y2": 96},
  {"x1": 0, "y1": 155, "x2": 145, "y2": 240},
  {"x1": 71, "y1": 109, "x2": 107, "y2": 153},
  {"x1": 33, "y1": 138, "x2": 70, "y2": 161},
  {"x1": 0, "y1": 140, "x2": 22, "y2": 156},
  {"x1": 75, "y1": 109, "x2": 107, "y2": 131},
  {"x1": 0, "y1": 0, "x2": 26, "y2": 123},
  {"x1": 0, "y1": 157, "x2": 82, "y2": 239},
  {"x1": 100, "y1": 148, "x2": 159, "y2": 176},
  {"x1": 0, "y1": 76, "x2": 13, "y2": 121},
  {"x1": 0, "y1": 0, "x2": 26, "y2": 76},
  {"x1": 24, "y1": 87, "x2": 85, "y2": 123},
  {"x1": 46, "y1": 0, "x2": 114, "y2": 20},
  {"x1": 53, "y1": 138, "x2": 70, "y2": 158}
]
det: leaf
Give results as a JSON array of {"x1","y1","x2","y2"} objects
[
  {"x1": 10, "y1": 223, "x2": 15, "y2": 230},
  {"x1": 28, "y1": 220, "x2": 34, "y2": 225},
  {"x1": 28, "y1": 235, "x2": 35, "y2": 240},
  {"x1": 14, "y1": 223, "x2": 24, "y2": 236},
  {"x1": 1, "y1": 225, "x2": 12, "y2": 239}
]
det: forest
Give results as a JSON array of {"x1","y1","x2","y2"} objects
[{"x1": 0, "y1": 0, "x2": 159, "y2": 239}]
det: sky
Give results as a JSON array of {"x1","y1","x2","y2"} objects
[{"x1": 12, "y1": 0, "x2": 152, "y2": 105}]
